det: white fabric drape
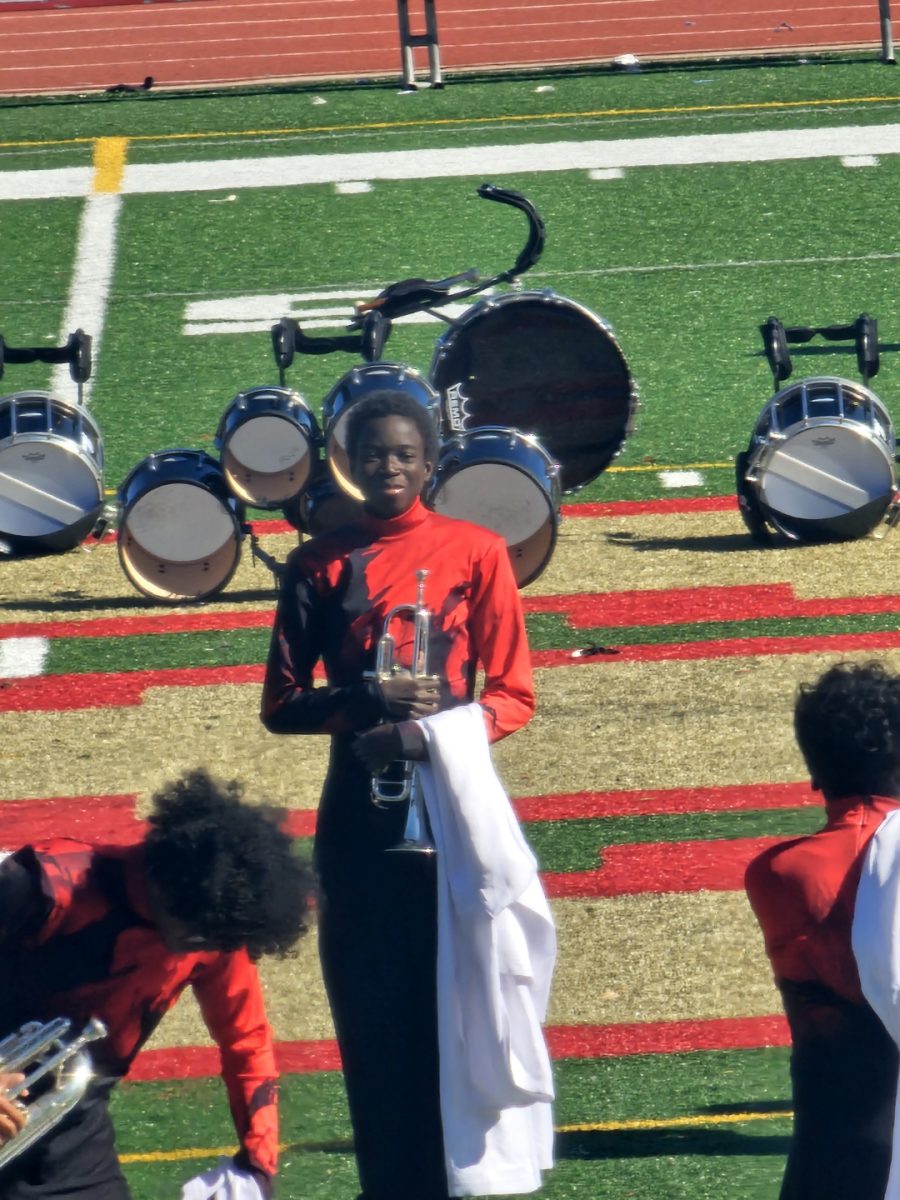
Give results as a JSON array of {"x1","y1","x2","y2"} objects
[
  {"x1": 180, "y1": 1158, "x2": 267, "y2": 1200},
  {"x1": 851, "y1": 806, "x2": 900, "y2": 1200},
  {"x1": 418, "y1": 703, "x2": 556, "y2": 1197}
]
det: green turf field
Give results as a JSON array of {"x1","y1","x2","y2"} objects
[{"x1": 4, "y1": 52, "x2": 900, "y2": 1199}]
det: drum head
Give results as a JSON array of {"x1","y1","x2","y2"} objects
[
  {"x1": 757, "y1": 424, "x2": 895, "y2": 539},
  {"x1": 222, "y1": 415, "x2": 315, "y2": 508},
  {"x1": 430, "y1": 292, "x2": 635, "y2": 493},
  {"x1": 119, "y1": 480, "x2": 242, "y2": 602}
]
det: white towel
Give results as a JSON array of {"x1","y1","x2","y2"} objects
[
  {"x1": 180, "y1": 1158, "x2": 267, "y2": 1200},
  {"x1": 418, "y1": 704, "x2": 556, "y2": 1197},
  {"x1": 851, "y1": 806, "x2": 900, "y2": 1199}
]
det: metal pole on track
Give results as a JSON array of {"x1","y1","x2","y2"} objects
[
  {"x1": 396, "y1": 0, "x2": 443, "y2": 89},
  {"x1": 879, "y1": 0, "x2": 896, "y2": 62}
]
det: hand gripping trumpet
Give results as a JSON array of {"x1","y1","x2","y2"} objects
[
  {"x1": 0, "y1": 1016, "x2": 108, "y2": 1169},
  {"x1": 370, "y1": 568, "x2": 437, "y2": 854}
]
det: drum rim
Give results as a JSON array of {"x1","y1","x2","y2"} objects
[
  {"x1": 117, "y1": 448, "x2": 227, "y2": 500},
  {"x1": 322, "y1": 360, "x2": 440, "y2": 411},
  {"x1": 435, "y1": 424, "x2": 562, "y2": 503},
  {"x1": 116, "y1": 528, "x2": 243, "y2": 604}
]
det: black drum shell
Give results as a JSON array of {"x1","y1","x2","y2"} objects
[{"x1": 430, "y1": 290, "x2": 636, "y2": 494}]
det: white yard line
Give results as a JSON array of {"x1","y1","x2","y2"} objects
[
  {"x1": 0, "y1": 636, "x2": 49, "y2": 679},
  {"x1": 51, "y1": 191, "x2": 122, "y2": 404},
  {"x1": 1, "y1": 123, "x2": 899, "y2": 202}
]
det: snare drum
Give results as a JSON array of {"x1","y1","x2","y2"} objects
[
  {"x1": 215, "y1": 385, "x2": 321, "y2": 509},
  {"x1": 0, "y1": 390, "x2": 104, "y2": 552},
  {"x1": 117, "y1": 450, "x2": 244, "y2": 602},
  {"x1": 322, "y1": 363, "x2": 441, "y2": 500},
  {"x1": 740, "y1": 376, "x2": 896, "y2": 542},
  {"x1": 428, "y1": 427, "x2": 561, "y2": 587},
  {"x1": 430, "y1": 290, "x2": 637, "y2": 494}
]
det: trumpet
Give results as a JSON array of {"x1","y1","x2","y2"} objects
[
  {"x1": 370, "y1": 569, "x2": 437, "y2": 855},
  {"x1": 0, "y1": 1017, "x2": 107, "y2": 1169}
]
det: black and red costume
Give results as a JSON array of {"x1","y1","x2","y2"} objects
[
  {"x1": 745, "y1": 795, "x2": 900, "y2": 1200},
  {"x1": 0, "y1": 839, "x2": 278, "y2": 1199},
  {"x1": 261, "y1": 497, "x2": 534, "y2": 1200}
]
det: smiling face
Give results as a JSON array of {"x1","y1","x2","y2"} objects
[{"x1": 351, "y1": 414, "x2": 434, "y2": 518}]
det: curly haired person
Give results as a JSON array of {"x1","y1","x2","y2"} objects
[
  {"x1": 0, "y1": 768, "x2": 312, "y2": 1200},
  {"x1": 746, "y1": 660, "x2": 900, "y2": 1200}
]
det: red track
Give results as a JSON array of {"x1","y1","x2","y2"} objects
[{"x1": 0, "y1": 0, "x2": 885, "y2": 98}]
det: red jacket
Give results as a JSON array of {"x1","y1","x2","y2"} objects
[{"x1": 0, "y1": 839, "x2": 279, "y2": 1178}]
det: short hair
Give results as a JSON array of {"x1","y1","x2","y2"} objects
[
  {"x1": 344, "y1": 390, "x2": 439, "y2": 469},
  {"x1": 794, "y1": 661, "x2": 900, "y2": 800},
  {"x1": 143, "y1": 769, "x2": 312, "y2": 959}
]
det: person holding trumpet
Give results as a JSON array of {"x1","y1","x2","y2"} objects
[
  {"x1": 261, "y1": 390, "x2": 545, "y2": 1200},
  {"x1": 0, "y1": 768, "x2": 311, "y2": 1199}
]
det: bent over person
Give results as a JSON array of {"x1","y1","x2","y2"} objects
[
  {"x1": 745, "y1": 661, "x2": 900, "y2": 1200},
  {"x1": 261, "y1": 391, "x2": 539, "y2": 1200},
  {"x1": 0, "y1": 769, "x2": 311, "y2": 1200}
]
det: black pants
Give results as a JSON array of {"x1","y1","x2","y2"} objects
[
  {"x1": 318, "y1": 850, "x2": 449, "y2": 1200},
  {"x1": 0, "y1": 1091, "x2": 131, "y2": 1199}
]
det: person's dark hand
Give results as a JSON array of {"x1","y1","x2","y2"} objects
[
  {"x1": 353, "y1": 725, "x2": 404, "y2": 773},
  {"x1": 377, "y1": 674, "x2": 440, "y2": 719}
]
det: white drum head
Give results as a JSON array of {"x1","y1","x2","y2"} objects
[
  {"x1": 758, "y1": 424, "x2": 895, "y2": 521},
  {"x1": 123, "y1": 482, "x2": 237, "y2": 561},
  {"x1": 0, "y1": 440, "x2": 101, "y2": 539},
  {"x1": 222, "y1": 415, "x2": 313, "y2": 507},
  {"x1": 226, "y1": 415, "x2": 310, "y2": 474}
]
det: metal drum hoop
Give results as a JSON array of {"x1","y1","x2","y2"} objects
[{"x1": 429, "y1": 289, "x2": 637, "y2": 494}]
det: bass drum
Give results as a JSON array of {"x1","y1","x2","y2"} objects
[
  {"x1": 739, "y1": 376, "x2": 896, "y2": 542},
  {"x1": 215, "y1": 385, "x2": 321, "y2": 510},
  {"x1": 117, "y1": 450, "x2": 244, "y2": 602},
  {"x1": 0, "y1": 390, "x2": 104, "y2": 553},
  {"x1": 430, "y1": 290, "x2": 637, "y2": 494},
  {"x1": 322, "y1": 363, "x2": 441, "y2": 501},
  {"x1": 428, "y1": 427, "x2": 561, "y2": 587}
]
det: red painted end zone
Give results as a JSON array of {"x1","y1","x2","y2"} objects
[{"x1": 127, "y1": 1015, "x2": 791, "y2": 1080}]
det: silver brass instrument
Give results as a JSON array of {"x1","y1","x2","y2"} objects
[
  {"x1": 371, "y1": 569, "x2": 437, "y2": 855},
  {"x1": 0, "y1": 1017, "x2": 107, "y2": 1169}
]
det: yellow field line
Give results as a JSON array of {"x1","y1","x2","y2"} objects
[
  {"x1": 607, "y1": 460, "x2": 731, "y2": 474},
  {"x1": 120, "y1": 1109, "x2": 792, "y2": 1164},
  {"x1": 2, "y1": 94, "x2": 899, "y2": 151},
  {"x1": 92, "y1": 137, "x2": 128, "y2": 193}
]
